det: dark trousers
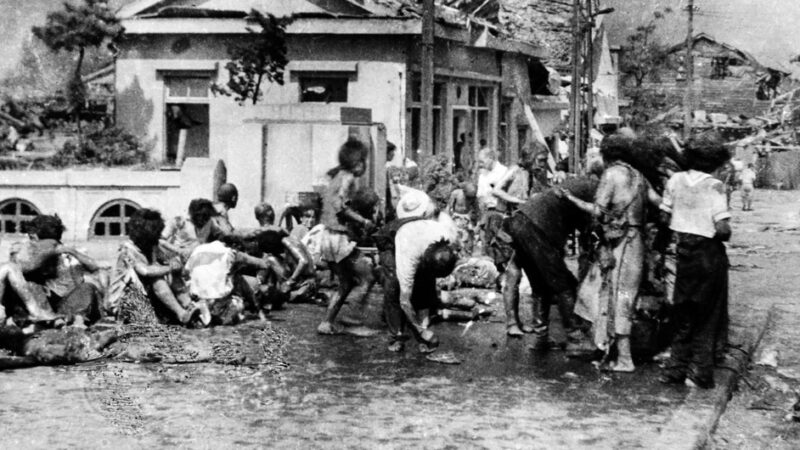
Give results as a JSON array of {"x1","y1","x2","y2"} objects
[
  {"x1": 506, "y1": 213, "x2": 578, "y2": 331},
  {"x1": 380, "y1": 249, "x2": 438, "y2": 343},
  {"x1": 664, "y1": 235, "x2": 729, "y2": 382}
]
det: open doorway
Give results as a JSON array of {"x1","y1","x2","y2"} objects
[{"x1": 165, "y1": 103, "x2": 209, "y2": 165}]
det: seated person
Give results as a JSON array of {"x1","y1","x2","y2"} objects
[
  {"x1": 185, "y1": 198, "x2": 273, "y2": 319},
  {"x1": 107, "y1": 209, "x2": 201, "y2": 325},
  {"x1": 12, "y1": 215, "x2": 105, "y2": 327},
  {"x1": 0, "y1": 261, "x2": 59, "y2": 325}
]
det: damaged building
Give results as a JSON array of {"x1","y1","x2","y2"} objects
[{"x1": 1, "y1": 0, "x2": 573, "y2": 240}]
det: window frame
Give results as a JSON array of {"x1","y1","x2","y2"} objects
[
  {"x1": 0, "y1": 198, "x2": 41, "y2": 235},
  {"x1": 89, "y1": 199, "x2": 141, "y2": 240}
]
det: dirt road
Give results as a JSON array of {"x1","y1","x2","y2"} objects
[{"x1": 0, "y1": 189, "x2": 796, "y2": 449}]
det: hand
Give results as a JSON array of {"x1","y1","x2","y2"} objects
[
  {"x1": 169, "y1": 258, "x2": 183, "y2": 272},
  {"x1": 363, "y1": 219, "x2": 375, "y2": 231},
  {"x1": 280, "y1": 279, "x2": 295, "y2": 293},
  {"x1": 554, "y1": 188, "x2": 569, "y2": 199},
  {"x1": 0, "y1": 306, "x2": 6, "y2": 324}
]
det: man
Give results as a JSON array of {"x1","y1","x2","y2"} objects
[
  {"x1": 490, "y1": 144, "x2": 546, "y2": 336},
  {"x1": 475, "y1": 147, "x2": 508, "y2": 258},
  {"x1": 508, "y1": 176, "x2": 599, "y2": 348},
  {"x1": 659, "y1": 134, "x2": 732, "y2": 389},
  {"x1": 375, "y1": 210, "x2": 458, "y2": 353},
  {"x1": 740, "y1": 163, "x2": 757, "y2": 211}
]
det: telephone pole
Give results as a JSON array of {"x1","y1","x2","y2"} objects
[
  {"x1": 420, "y1": 0, "x2": 435, "y2": 159},
  {"x1": 683, "y1": 0, "x2": 695, "y2": 139},
  {"x1": 570, "y1": 0, "x2": 582, "y2": 173}
]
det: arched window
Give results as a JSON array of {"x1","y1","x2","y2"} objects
[
  {"x1": 90, "y1": 199, "x2": 140, "y2": 238},
  {"x1": 0, "y1": 198, "x2": 40, "y2": 234}
]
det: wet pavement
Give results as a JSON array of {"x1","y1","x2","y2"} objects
[{"x1": 3, "y1": 194, "x2": 793, "y2": 449}]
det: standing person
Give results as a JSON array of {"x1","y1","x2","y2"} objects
[
  {"x1": 475, "y1": 148, "x2": 508, "y2": 258},
  {"x1": 447, "y1": 181, "x2": 479, "y2": 259},
  {"x1": 507, "y1": 176, "x2": 599, "y2": 346},
  {"x1": 658, "y1": 135, "x2": 732, "y2": 389},
  {"x1": 740, "y1": 163, "x2": 757, "y2": 211},
  {"x1": 374, "y1": 211, "x2": 458, "y2": 353},
  {"x1": 562, "y1": 135, "x2": 661, "y2": 372},
  {"x1": 316, "y1": 139, "x2": 374, "y2": 335},
  {"x1": 721, "y1": 161, "x2": 737, "y2": 210},
  {"x1": 490, "y1": 145, "x2": 543, "y2": 336}
]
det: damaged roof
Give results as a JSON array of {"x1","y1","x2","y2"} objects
[{"x1": 119, "y1": 1, "x2": 573, "y2": 59}]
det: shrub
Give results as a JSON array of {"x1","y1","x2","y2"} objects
[
  {"x1": 419, "y1": 154, "x2": 458, "y2": 211},
  {"x1": 51, "y1": 126, "x2": 148, "y2": 167}
]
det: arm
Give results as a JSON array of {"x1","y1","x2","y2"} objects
[
  {"x1": 395, "y1": 236, "x2": 435, "y2": 343},
  {"x1": 15, "y1": 242, "x2": 61, "y2": 275},
  {"x1": 714, "y1": 218, "x2": 732, "y2": 241},
  {"x1": 132, "y1": 261, "x2": 176, "y2": 278},
  {"x1": 562, "y1": 169, "x2": 618, "y2": 217},
  {"x1": 281, "y1": 236, "x2": 309, "y2": 286},
  {"x1": 491, "y1": 168, "x2": 524, "y2": 205},
  {"x1": 60, "y1": 246, "x2": 101, "y2": 272}
]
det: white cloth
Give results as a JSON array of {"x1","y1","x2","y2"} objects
[
  {"x1": 740, "y1": 168, "x2": 756, "y2": 188},
  {"x1": 394, "y1": 213, "x2": 457, "y2": 294},
  {"x1": 661, "y1": 170, "x2": 731, "y2": 239},
  {"x1": 476, "y1": 162, "x2": 508, "y2": 210},
  {"x1": 185, "y1": 241, "x2": 235, "y2": 300}
]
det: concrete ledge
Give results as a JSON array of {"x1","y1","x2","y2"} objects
[{"x1": 0, "y1": 169, "x2": 181, "y2": 188}]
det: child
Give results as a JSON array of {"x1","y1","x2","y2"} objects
[
  {"x1": 447, "y1": 181, "x2": 479, "y2": 258},
  {"x1": 316, "y1": 139, "x2": 374, "y2": 335},
  {"x1": 659, "y1": 134, "x2": 731, "y2": 389},
  {"x1": 740, "y1": 163, "x2": 757, "y2": 211}
]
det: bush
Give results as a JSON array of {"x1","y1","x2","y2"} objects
[{"x1": 51, "y1": 126, "x2": 148, "y2": 167}]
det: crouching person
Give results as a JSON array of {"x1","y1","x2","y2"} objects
[
  {"x1": 107, "y1": 209, "x2": 200, "y2": 325},
  {"x1": 377, "y1": 212, "x2": 458, "y2": 353}
]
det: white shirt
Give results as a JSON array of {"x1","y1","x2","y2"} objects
[
  {"x1": 661, "y1": 170, "x2": 731, "y2": 239},
  {"x1": 394, "y1": 213, "x2": 457, "y2": 294},
  {"x1": 476, "y1": 161, "x2": 508, "y2": 210},
  {"x1": 740, "y1": 168, "x2": 756, "y2": 187}
]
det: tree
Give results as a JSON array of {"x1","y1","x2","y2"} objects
[
  {"x1": 32, "y1": 0, "x2": 123, "y2": 137},
  {"x1": 619, "y1": 8, "x2": 672, "y2": 88},
  {"x1": 618, "y1": 8, "x2": 673, "y2": 126},
  {"x1": 213, "y1": 10, "x2": 291, "y2": 105}
]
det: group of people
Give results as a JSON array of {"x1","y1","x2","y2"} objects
[{"x1": 0, "y1": 132, "x2": 734, "y2": 388}]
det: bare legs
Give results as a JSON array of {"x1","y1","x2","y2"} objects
[
  {"x1": 317, "y1": 255, "x2": 357, "y2": 334},
  {"x1": 0, "y1": 263, "x2": 58, "y2": 322}
]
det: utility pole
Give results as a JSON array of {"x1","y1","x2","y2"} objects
[
  {"x1": 420, "y1": 0, "x2": 435, "y2": 160},
  {"x1": 586, "y1": 0, "x2": 594, "y2": 145},
  {"x1": 570, "y1": 0, "x2": 582, "y2": 173},
  {"x1": 683, "y1": 0, "x2": 695, "y2": 139}
]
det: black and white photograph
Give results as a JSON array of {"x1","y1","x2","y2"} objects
[{"x1": 1, "y1": 0, "x2": 799, "y2": 447}]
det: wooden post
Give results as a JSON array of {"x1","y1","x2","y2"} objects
[
  {"x1": 586, "y1": 0, "x2": 594, "y2": 141},
  {"x1": 683, "y1": 0, "x2": 695, "y2": 139},
  {"x1": 570, "y1": 0, "x2": 582, "y2": 173},
  {"x1": 420, "y1": 0, "x2": 435, "y2": 160}
]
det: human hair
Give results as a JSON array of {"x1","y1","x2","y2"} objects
[
  {"x1": 254, "y1": 203, "x2": 275, "y2": 226},
  {"x1": 419, "y1": 239, "x2": 457, "y2": 278},
  {"x1": 350, "y1": 187, "x2": 380, "y2": 218},
  {"x1": 25, "y1": 214, "x2": 65, "y2": 241},
  {"x1": 327, "y1": 138, "x2": 368, "y2": 178},
  {"x1": 599, "y1": 134, "x2": 634, "y2": 165},
  {"x1": 128, "y1": 208, "x2": 165, "y2": 253},
  {"x1": 477, "y1": 147, "x2": 497, "y2": 162},
  {"x1": 684, "y1": 133, "x2": 731, "y2": 173},
  {"x1": 216, "y1": 183, "x2": 238, "y2": 205},
  {"x1": 188, "y1": 198, "x2": 219, "y2": 229},
  {"x1": 387, "y1": 141, "x2": 396, "y2": 156}
]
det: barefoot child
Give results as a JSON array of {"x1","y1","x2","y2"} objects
[{"x1": 316, "y1": 139, "x2": 374, "y2": 334}]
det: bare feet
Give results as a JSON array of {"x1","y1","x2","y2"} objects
[
  {"x1": 387, "y1": 341, "x2": 404, "y2": 353},
  {"x1": 602, "y1": 360, "x2": 635, "y2": 373},
  {"x1": 317, "y1": 321, "x2": 342, "y2": 335},
  {"x1": 506, "y1": 325, "x2": 525, "y2": 337}
]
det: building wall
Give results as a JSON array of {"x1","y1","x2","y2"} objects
[
  {"x1": 0, "y1": 159, "x2": 222, "y2": 241},
  {"x1": 116, "y1": 34, "x2": 409, "y2": 162}
]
